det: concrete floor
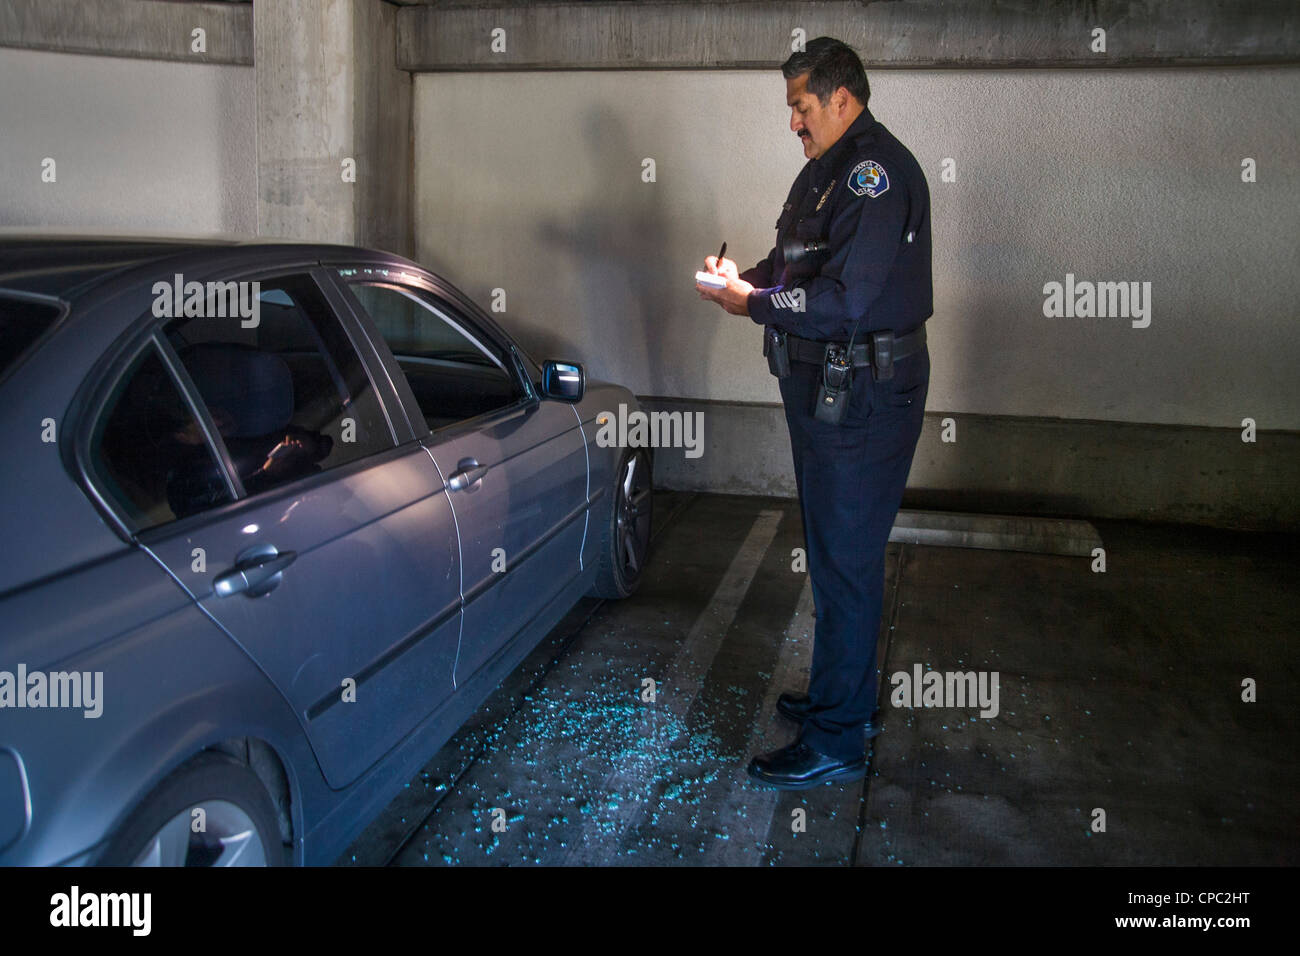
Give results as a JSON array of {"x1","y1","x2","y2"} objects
[{"x1": 338, "y1": 491, "x2": 1299, "y2": 866}]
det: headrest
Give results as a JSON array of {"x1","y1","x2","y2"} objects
[{"x1": 181, "y1": 343, "x2": 294, "y2": 438}]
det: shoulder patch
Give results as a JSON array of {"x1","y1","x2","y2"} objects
[{"x1": 847, "y1": 160, "x2": 889, "y2": 198}]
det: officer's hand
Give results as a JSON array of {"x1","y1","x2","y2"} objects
[
  {"x1": 704, "y1": 256, "x2": 739, "y2": 280},
  {"x1": 697, "y1": 276, "x2": 755, "y2": 316}
]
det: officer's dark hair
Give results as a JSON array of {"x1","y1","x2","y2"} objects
[{"x1": 780, "y1": 37, "x2": 870, "y2": 107}]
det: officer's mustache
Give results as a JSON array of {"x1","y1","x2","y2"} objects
[{"x1": 798, "y1": 130, "x2": 810, "y2": 139}]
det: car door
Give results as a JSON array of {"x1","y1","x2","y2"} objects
[
  {"x1": 103, "y1": 266, "x2": 463, "y2": 790},
  {"x1": 331, "y1": 269, "x2": 588, "y2": 686}
]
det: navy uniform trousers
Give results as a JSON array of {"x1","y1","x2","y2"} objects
[{"x1": 778, "y1": 340, "x2": 929, "y2": 762}]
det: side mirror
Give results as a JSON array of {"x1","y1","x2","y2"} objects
[{"x1": 541, "y1": 360, "x2": 585, "y2": 403}]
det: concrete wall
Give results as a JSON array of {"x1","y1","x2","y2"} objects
[
  {"x1": 639, "y1": 396, "x2": 1300, "y2": 530},
  {"x1": 1, "y1": 0, "x2": 1294, "y2": 527},
  {"x1": 0, "y1": 0, "x2": 409, "y2": 255},
  {"x1": 412, "y1": 68, "x2": 1300, "y2": 430},
  {"x1": 0, "y1": 47, "x2": 256, "y2": 233}
]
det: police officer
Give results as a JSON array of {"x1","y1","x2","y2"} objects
[{"x1": 697, "y1": 37, "x2": 931, "y2": 788}]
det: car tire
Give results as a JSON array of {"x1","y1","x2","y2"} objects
[
  {"x1": 99, "y1": 752, "x2": 288, "y2": 867},
  {"x1": 588, "y1": 446, "x2": 653, "y2": 599}
]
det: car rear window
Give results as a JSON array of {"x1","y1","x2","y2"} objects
[{"x1": 0, "y1": 293, "x2": 62, "y2": 379}]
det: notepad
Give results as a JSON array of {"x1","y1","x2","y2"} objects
[{"x1": 694, "y1": 271, "x2": 728, "y2": 289}]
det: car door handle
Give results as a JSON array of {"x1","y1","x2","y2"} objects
[
  {"x1": 213, "y1": 550, "x2": 298, "y2": 598},
  {"x1": 448, "y1": 459, "x2": 488, "y2": 493}
]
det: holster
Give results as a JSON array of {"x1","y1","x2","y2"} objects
[
  {"x1": 814, "y1": 343, "x2": 853, "y2": 425},
  {"x1": 763, "y1": 326, "x2": 790, "y2": 379},
  {"x1": 871, "y1": 330, "x2": 894, "y2": 381}
]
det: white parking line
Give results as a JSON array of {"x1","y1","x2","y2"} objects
[
  {"x1": 565, "y1": 509, "x2": 783, "y2": 864},
  {"x1": 714, "y1": 577, "x2": 815, "y2": 865}
]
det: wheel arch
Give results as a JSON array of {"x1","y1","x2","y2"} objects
[{"x1": 80, "y1": 682, "x2": 319, "y2": 867}]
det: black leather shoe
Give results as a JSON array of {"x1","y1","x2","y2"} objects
[
  {"x1": 747, "y1": 741, "x2": 867, "y2": 790},
  {"x1": 776, "y1": 692, "x2": 883, "y2": 738}
]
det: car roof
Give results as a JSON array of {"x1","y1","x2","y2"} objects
[
  {"x1": 0, "y1": 233, "x2": 398, "y2": 301},
  {"x1": 0, "y1": 231, "x2": 543, "y2": 377}
]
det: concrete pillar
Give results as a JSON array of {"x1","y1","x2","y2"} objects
[{"x1": 254, "y1": 0, "x2": 411, "y2": 256}]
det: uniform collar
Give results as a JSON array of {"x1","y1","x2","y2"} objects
[{"x1": 812, "y1": 105, "x2": 878, "y2": 175}]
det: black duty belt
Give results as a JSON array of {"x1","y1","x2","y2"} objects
[{"x1": 786, "y1": 324, "x2": 926, "y2": 367}]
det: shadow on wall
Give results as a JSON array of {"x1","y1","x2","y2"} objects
[
  {"x1": 531, "y1": 104, "x2": 721, "y2": 396},
  {"x1": 905, "y1": 285, "x2": 1107, "y2": 520}
]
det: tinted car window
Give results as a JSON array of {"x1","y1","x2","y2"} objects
[
  {"x1": 344, "y1": 279, "x2": 524, "y2": 431},
  {"x1": 165, "y1": 273, "x2": 392, "y2": 498},
  {"x1": 90, "y1": 345, "x2": 234, "y2": 530},
  {"x1": 0, "y1": 294, "x2": 61, "y2": 380}
]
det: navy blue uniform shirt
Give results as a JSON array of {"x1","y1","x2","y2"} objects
[{"x1": 741, "y1": 106, "x2": 932, "y2": 341}]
